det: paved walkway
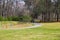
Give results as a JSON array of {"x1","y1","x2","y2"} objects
[{"x1": 24, "y1": 23, "x2": 42, "y2": 29}]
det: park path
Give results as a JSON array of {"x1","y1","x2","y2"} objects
[
  {"x1": 0, "y1": 23, "x2": 42, "y2": 30},
  {"x1": 24, "y1": 23, "x2": 42, "y2": 29}
]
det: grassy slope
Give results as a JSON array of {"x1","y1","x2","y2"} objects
[{"x1": 0, "y1": 22, "x2": 60, "y2": 40}]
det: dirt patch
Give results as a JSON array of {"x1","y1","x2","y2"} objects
[{"x1": 0, "y1": 21, "x2": 32, "y2": 29}]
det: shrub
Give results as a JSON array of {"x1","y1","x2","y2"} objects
[
  {"x1": 0, "y1": 16, "x2": 8, "y2": 21},
  {"x1": 7, "y1": 17, "x2": 13, "y2": 21},
  {"x1": 11, "y1": 16, "x2": 19, "y2": 21},
  {"x1": 0, "y1": 16, "x2": 3, "y2": 21},
  {"x1": 34, "y1": 19, "x2": 40, "y2": 23},
  {"x1": 3, "y1": 18, "x2": 8, "y2": 21},
  {"x1": 21, "y1": 15, "x2": 32, "y2": 22},
  {"x1": 0, "y1": 16, "x2": 32, "y2": 22}
]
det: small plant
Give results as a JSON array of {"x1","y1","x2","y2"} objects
[
  {"x1": 11, "y1": 16, "x2": 19, "y2": 21},
  {"x1": 34, "y1": 19, "x2": 40, "y2": 23},
  {"x1": 21, "y1": 15, "x2": 32, "y2": 22},
  {"x1": 0, "y1": 16, "x2": 3, "y2": 21}
]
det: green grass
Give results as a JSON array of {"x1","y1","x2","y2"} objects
[{"x1": 0, "y1": 22, "x2": 60, "y2": 40}]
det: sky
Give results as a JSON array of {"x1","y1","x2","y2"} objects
[
  {"x1": 51, "y1": 0, "x2": 57, "y2": 2},
  {"x1": 4, "y1": 0, "x2": 25, "y2": 5},
  {"x1": 19, "y1": 0, "x2": 25, "y2": 5}
]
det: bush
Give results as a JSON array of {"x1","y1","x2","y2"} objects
[
  {"x1": 11, "y1": 16, "x2": 19, "y2": 21},
  {"x1": 21, "y1": 15, "x2": 32, "y2": 22},
  {"x1": 3, "y1": 18, "x2": 8, "y2": 21},
  {"x1": 7, "y1": 16, "x2": 32, "y2": 22},
  {"x1": 0, "y1": 16, "x2": 32, "y2": 22},
  {"x1": 34, "y1": 19, "x2": 40, "y2": 23},
  {"x1": 0, "y1": 16, "x2": 8, "y2": 21},
  {"x1": 7, "y1": 17, "x2": 12, "y2": 21},
  {"x1": 0, "y1": 16, "x2": 3, "y2": 21}
]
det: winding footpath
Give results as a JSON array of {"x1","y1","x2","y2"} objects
[{"x1": 24, "y1": 23, "x2": 42, "y2": 29}]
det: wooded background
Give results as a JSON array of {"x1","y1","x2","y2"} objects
[{"x1": 0, "y1": 0, "x2": 60, "y2": 22}]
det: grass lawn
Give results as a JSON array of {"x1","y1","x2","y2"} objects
[{"x1": 0, "y1": 22, "x2": 60, "y2": 40}]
